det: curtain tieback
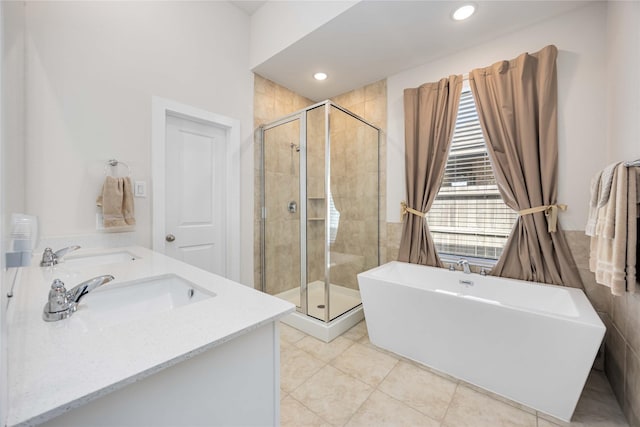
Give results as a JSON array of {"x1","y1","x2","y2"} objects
[
  {"x1": 400, "y1": 201, "x2": 427, "y2": 218},
  {"x1": 517, "y1": 204, "x2": 567, "y2": 233}
]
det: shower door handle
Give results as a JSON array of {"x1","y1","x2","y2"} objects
[{"x1": 165, "y1": 234, "x2": 176, "y2": 242}]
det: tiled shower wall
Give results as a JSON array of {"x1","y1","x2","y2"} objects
[
  {"x1": 262, "y1": 120, "x2": 302, "y2": 296},
  {"x1": 565, "y1": 231, "x2": 640, "y2": 427},
  {"x1": 254, "y1": 75, "x2": 314, "y2": 294},
  {"x1": 254, "y1": 75, "x2": 388, "y2": 294},
  {"x1": 329, "y1": 83, "x2": 387, "y2": 287}
]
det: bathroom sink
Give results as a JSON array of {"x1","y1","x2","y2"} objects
[
  {"x1": 63, "y1": 251, "x2": 138, "y2": 268},
  {"x1": 74, "y1": 274, "x2": 215, "y2": 329}
]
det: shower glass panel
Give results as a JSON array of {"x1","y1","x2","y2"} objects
[
  {"x1": 261, "y1": 101, "x2": 379, "y2": 327},
  {"x1": 328, "y1": 105, "x2": 379, "y2": 321},
  {"x1": 305, "y1": 105, "x2": 327, "y2": 321},
  {"x1": 262, "y1": 118, "x2": 302, "y2": 309}
]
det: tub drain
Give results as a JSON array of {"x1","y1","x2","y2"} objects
[{"x1": 317, "y1": 304, "x2": 325, "y2": 309}]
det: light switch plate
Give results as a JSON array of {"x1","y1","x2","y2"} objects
[{"x1": 134, "y1": 181, "x2": 146, "y2": 198}]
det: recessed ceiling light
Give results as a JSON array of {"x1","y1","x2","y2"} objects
[
  {"x1": 452, "y1": 4, "x2": 476, "y2": 21},
  {"x1": 313, "y1": 72, "x2": 328, "y2": 81}
]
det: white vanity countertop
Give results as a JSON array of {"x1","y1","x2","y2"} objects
[{"x1": 6, "y1": 246, "x2": 295, "y2": 426}]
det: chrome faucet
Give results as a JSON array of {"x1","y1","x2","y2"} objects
[
  {"x1": 43, "y1": 275, "x2": 114, "y2": 322},
  {"x1": 457, "y1": 259, "x2": 471, "y2": 274},
  {"x1": 40, "y1": 245, "x2": 81, "y2": 267}
]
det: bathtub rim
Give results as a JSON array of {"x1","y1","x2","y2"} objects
[{"x1": 357, "y1": 261, "x2": 605, "y2": 329}]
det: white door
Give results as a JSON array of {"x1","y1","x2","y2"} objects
[{"x1": 163, "y1": 114, "x2": 227, "y2": 275}]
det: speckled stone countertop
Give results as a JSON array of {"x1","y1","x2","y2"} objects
[{"x1": 6, "y1": 246, "x2": 294, "y2": 426}]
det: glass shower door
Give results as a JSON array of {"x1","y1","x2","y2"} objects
[
  {"x1": 305, "y1": 106, "x2": 327, "y2": 321},
  {"x1": 327, "y1": 105, "x2": 379, "y2": 321},
  {"x1": 262, "y1": 118, "x2": 303, "y2": 312}
]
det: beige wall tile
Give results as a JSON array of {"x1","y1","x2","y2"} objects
[
  {"x1": 562, "y1": 227, "x2": 640, "y2": 427},
  {"x1": 564, "y1": 230, "x2": 591, "y2": 270},
  {"x1": 254, "y1": 74, "x2": 276, "y2": 97},
  {"x1": 571, "y1": 369, "x2": 629, "y2": 425},
  {"x1": 580, "y1": 267, "x2": 613, "y2": 314},
  {"x1": 364, "y1": 100, "x2": 386, "y2": 130},
  {"x1": 364, "y1": 80, "x2": 386, "y2": 102},
  {"x1": 627, "y1": 293, "x2": 640, "y2": 355},
  {"x1": 336, "y1": 87, "x2": 364, "y2": 108},
  {"x1": 613, "y1": 292, "x2": 629, "y2": 336},
  {"x1": 625, "y1": 346, "x2": 640, "y2": 427},
  {"x1": 256, "y1": 75, "x2": 386, "y2": 302},
  {"x1": 254, "y1": 91, "x2": 275, "y2": 125},
  {"x1": 606, "y1": 323, "x2": 627, "y2": 405}
]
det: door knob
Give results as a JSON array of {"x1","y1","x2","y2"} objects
[{"x1": 165, "y1": 234, "x2": 176, "y2": 242}]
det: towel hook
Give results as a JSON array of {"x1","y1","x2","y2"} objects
[{"x1": 104, "y1": 159, "x2": 132, "y2": 177}]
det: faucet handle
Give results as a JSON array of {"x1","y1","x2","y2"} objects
[
  {"x1": 40, "y1": 248, "x2": 55, "y2": 267},
  {"x1": 44, "y1": 279, "x2": 73, "y2": 317}
]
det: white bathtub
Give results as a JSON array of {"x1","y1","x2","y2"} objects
[{"x1": 357, "y1": 261, "x2": 605, "y2": 422}]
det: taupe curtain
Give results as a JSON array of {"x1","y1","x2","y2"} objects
[
  {"x1": 398, "y1": 76, "x2": 463, "y2": 266},
  {"x1": 469, "y1": 45, "x2": 582, "y2": 287}
]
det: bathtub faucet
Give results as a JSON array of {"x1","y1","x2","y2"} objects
[{"x1": 457, "y1": 259, "x2": 471, "y2": 274}]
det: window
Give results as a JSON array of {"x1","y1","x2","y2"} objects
[{"x1": 426, "y1": 87, "x2": 517, "y2": 260}]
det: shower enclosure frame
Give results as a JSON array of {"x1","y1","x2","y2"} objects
[{"x1": 260, "y1": 100, "x2": 381, "y2": 327}]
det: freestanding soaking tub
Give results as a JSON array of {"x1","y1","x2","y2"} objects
[{"x1": 357, "y1": 261, "x2": 605, "y2": 422}]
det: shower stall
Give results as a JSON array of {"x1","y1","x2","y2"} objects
[{"x1": 260, "y1": 101, "x2": 380, "y2": 341}]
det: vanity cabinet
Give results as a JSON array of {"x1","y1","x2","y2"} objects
[
  {"x1": 7, "y1": 247, "x2": 293, "y2": 427},
  {"x1": 41, "y1": 323, "x2": 280, "y2": 426}
]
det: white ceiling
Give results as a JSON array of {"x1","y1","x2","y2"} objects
[{"x1": 252, "y1": 1, "x2": 593, "y2": 101}]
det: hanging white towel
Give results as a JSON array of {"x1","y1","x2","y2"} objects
[
  {"x1": 589, "y1": 164, "x2": 638, "y2": 295},
  {"x1": 586, "y1": 162, "x2": 618, "y2": 236}
]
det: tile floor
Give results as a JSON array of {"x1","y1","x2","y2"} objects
[{"x1": 279, "y1": 321, "x2": 629, "y2": 427}]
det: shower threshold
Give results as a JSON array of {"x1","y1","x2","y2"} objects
[{"x1": 276, "y1": 281, "x2": 364, "y2": 342}]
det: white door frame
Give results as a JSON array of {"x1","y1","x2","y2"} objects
[{"x1": 151, "y1": 96, "x2": 240, "y2": 282}]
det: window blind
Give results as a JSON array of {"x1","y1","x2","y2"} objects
[{"x1": 427, "y1": 89, "x2": 517, "y2": 260}]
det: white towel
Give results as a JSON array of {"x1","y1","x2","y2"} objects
[
  {"x1": 589, "y1": 164, "x2": 638, "y2": 295},
  {"x1": 586, "y1": 163, "x2": 618, "y2": 236}
]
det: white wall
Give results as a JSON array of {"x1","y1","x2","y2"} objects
[
  {"x1": 386, "y1": 3, "x2": 607, "y2": 231},
  {"x1": 2, "y1": 2, "x2": 25, "y2": 221},
  {"x1": 606, "y1": 0, "x2": 640, "y2": 163},
  {"x1": 250, "y1": 0, "x2": 358, "y2": 69},
  {"x1": 23, "y1": 2, "x2": 256, "y2": 285},
  {"x1": 0, "y1": 5, "x2": 5, "y2": 424},
  {"x1": 1, "y1": 1, "x2": 26, "y2": 423}
]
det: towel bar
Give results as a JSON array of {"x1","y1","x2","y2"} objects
[{"x1": 104, "y1": 159, "x2": 132, "y2": 177}]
